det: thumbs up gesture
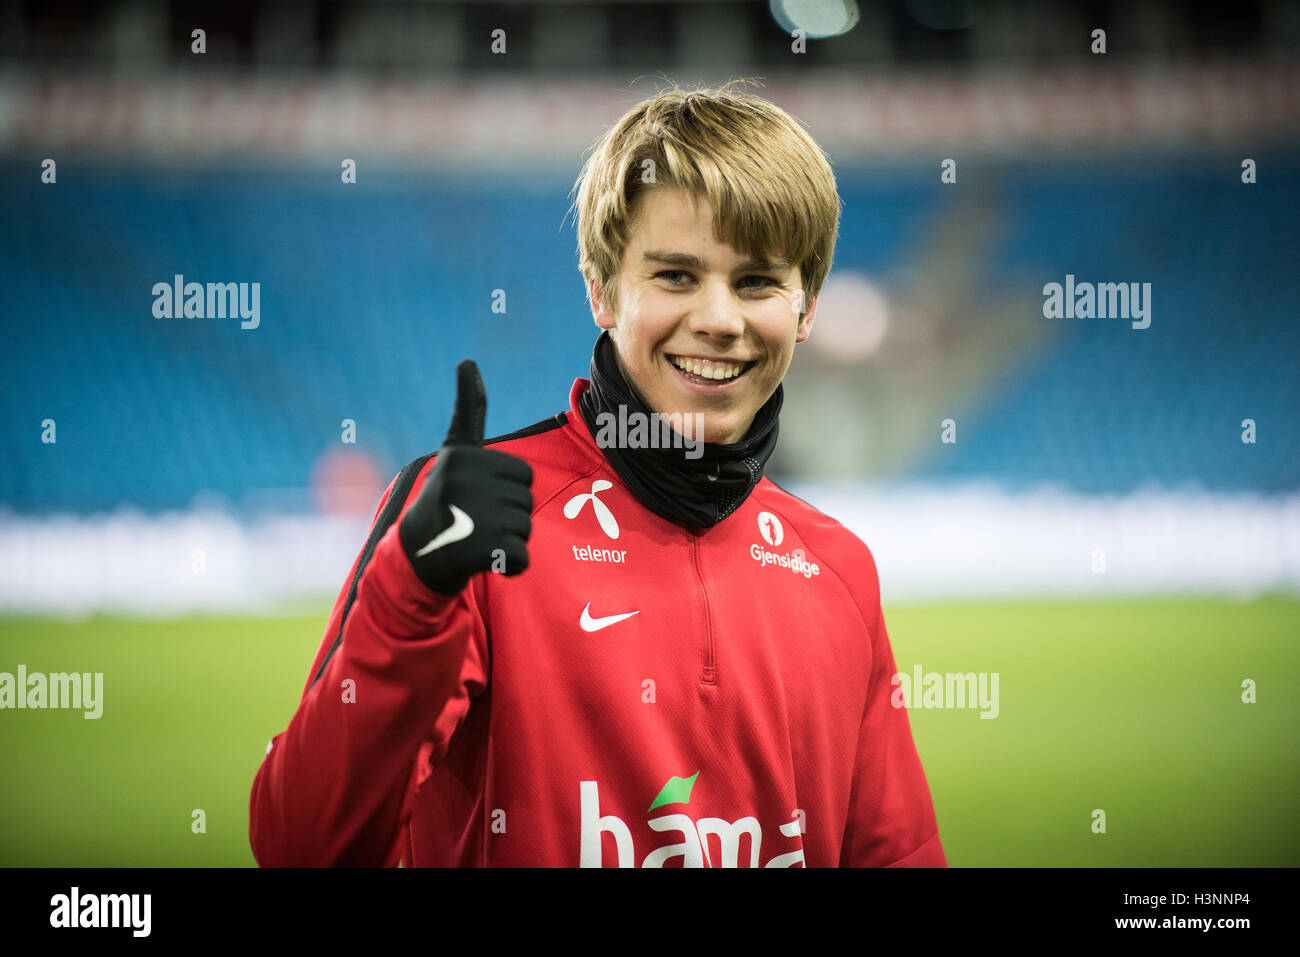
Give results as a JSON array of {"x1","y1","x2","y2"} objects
[{"x1": 398, "y1": 360, "x2": 534, "y2": 596}]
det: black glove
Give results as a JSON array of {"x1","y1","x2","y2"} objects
[{"x1": 398, "y1": 360, "x2": 534, "y2": 596}]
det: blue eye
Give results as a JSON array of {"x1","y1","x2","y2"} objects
[{"x1": 655, "y1": 271, "x2": 777, "y2": 290}]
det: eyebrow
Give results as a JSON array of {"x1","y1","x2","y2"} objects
[{"x1": 642, "y1": 251, "x2": 792, "y2": 272}]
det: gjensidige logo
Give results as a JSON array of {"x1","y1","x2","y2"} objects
[
  {"x1": 750, "y1": 512, "x2": 820, "y2": 578},
  {"x1": 579, "y1": 772, "x2": 805, "y2": 868}
]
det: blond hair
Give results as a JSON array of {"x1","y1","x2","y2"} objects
[{"x1": 571, "y1": 80, "x2": 841, "y2": 319}]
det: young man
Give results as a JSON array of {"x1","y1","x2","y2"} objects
[{"x1": 250, "y1": 85, "x2": 946, "y2": 867}]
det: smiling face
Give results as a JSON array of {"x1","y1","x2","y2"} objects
[{"x1": 588, "y1": 188, "x2": 818, "y2": 445}]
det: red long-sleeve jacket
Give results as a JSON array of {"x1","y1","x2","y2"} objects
[{"x1": 249, "y1": 378, "x2": 946, "y2": 867}]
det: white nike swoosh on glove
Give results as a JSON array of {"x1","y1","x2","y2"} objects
[{"x1": 415, "y1": 504, "x2": 475, "y2": 556}]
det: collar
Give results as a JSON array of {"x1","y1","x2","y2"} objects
[{"x1": 567, "y1": 331, "x2": 783, "y2": 531}]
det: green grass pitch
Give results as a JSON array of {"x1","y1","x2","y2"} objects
[{"x1": 1, "y1": 596, "x2": 1296, "y2": 866}]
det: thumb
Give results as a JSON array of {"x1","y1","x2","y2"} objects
[{"x1": 443, "y1": 359, "x2": 486, "y2": 447}]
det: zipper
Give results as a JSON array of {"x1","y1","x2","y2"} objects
[{"x1": 689, "y1": 534, "x2": 717, "y2": 685}]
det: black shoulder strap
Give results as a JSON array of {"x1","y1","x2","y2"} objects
[{"x1": 483, "y1": 412, "x2": 567, "y2": 446}]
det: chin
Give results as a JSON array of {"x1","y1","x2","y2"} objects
[{"x1": 697, "y1": 415, "x2": 745, "y2": 445}]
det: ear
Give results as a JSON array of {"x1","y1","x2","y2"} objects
[
  {"x1": 589, "y1": 277, "x2": 616, "y2": 331},
  {"x1": 795, "y1": 290, "x2": 818, "y2": 343}
]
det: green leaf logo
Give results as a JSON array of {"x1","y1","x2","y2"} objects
[{"x1": 647, "y1": 772, "x2": 700, "y2": 812}]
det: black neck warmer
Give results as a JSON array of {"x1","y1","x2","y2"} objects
[{"x1": 578, "y1": 331, "x2": 783, "y2": 530}]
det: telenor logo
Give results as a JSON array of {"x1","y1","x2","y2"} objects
[
  {"x1": 757, "y1": 511, "x2": 783, "y2": 546},
  {"x1": 564, "y1": 480, "x2": 620, "y2": 540}
]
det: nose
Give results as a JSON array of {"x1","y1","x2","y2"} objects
[{"x1": 686, "y1": 277, "x2": 745, "y2": 341}]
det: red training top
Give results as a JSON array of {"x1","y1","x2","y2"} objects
[{"x1": 249, "y1": 379, "x2": 946, "y2": 867}]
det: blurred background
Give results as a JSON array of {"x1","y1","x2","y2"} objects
[{"x1": 0, "y1": 0, "x2": 1297, "y2": 867}]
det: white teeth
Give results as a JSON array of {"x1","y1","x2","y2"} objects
[{"x1": 671, "y1": 356, "x2": 746, "y2": 380}]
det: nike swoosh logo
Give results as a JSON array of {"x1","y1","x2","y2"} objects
[
  {"x1": 414, "y1": 504, "x2": 474, "y2": 556},
  {"x1": 580, "y1": 602, "x2": 640, "y2": 632}
]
